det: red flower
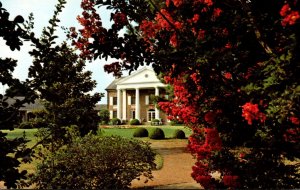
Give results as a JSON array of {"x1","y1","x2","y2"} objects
[
  {"x1": 204, "y1": 111, "x2": 216, "y2": 124},
  {"x1": 204, "y1": 128, "x2": 222, "y2": 151},
  {"x1": 170, "y1": 33, "x2": 178, "y2": 47},
  {"x1": 239, "y1": 153, "x2": 245, "y2": 158},
  {"x1": 280, "y1": 4, "x2": 291, "y2": 17},
  {"x1": 172, "y1": 0, "x2": 183, "y2": 7},
  {"x1": 242, "y1": 102, "x2": 266, "y2": 125},
  {"x1": 223, "y1": 175, "x2": 240, "y2": 187},
  {"x1": 290, "y1": 116, "x2": 300, "y2": 125},
  {"x1": 212, "y1": 8, "x2": 222, "y2": 20},
  {"x1": 223, "y1": 72, "x2": 232, "y2": 79},
  {"x1": 113, "y1": 12, "x2": 128, "y2": 27},
  {"x1": 195, "y1": 175, "x2": 212, "y2": 189},
  {"x1": 197, "y1": 29, "x2": 205, "y2": 40},
  {"x1": 192, "y1": 14, "x2": 200, "y2": 23},
  {"x1": 225, "y1": 42, "x2": 232, "y2": 49}
]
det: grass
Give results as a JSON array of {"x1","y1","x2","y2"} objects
[{"x1": 1, "y1": 128, "x2": 38, "y2": 148}]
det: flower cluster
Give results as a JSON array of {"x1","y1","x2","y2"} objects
[
  {"x1": 242, "y1": 102, "x2": 266, "y2": 125},
  {"x1": 280, "y1": 3, "x2": 300, "y2": 26},
  {"x1": 188, "y1": 128, "x2": 223, "y2": 189},
  {"x1": 112, "y1": 12, "x2": 128, "y2": 29}
]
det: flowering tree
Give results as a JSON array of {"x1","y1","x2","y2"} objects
[{"x1": 72, "y1": 0, "x2": 300, "y2": 188}]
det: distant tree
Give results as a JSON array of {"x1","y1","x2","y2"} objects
[
  {"x1": 99, "y1": 109, "x2": 110, "y2": 124},
  {"x1": 0, "y1": 1, "x2": 36, "y2": 188}
]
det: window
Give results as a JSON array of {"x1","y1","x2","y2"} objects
[
  {"x1": 131, "y1": 110, "x2": 135, "y2": 119},
  {"x1": 113, "y1": 97, "x2": 117, "y2": 105},
  {"x1": 149, "y1": 95, "x2": 154, "y2": 105},
  {"x1": 113, "y1": 111, "x2": 117, "y2": 118},
  {"x1": 148, "y1": 109, "x2": 155, "y2": 121},
  {"x1": 131, "y1": 96, "x2": 136, "y2": 105}
]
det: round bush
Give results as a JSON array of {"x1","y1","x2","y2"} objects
[
  {"x1": 130, "y1": 119, "x2": 140, "y2": 125},
  {"x1": 151, "y1": 119, "x2": 160, "y2": 125},
  {"x1": 133, "y1": 127, "x2": 148, "y2": 137},
  {"x1": 149, "y1": 128, "x2": 165, "y2": 140},
  {"x1": 19, "y1": 121, "x2": 33, "y2": 129},
  {"x1": 110, "y1": 118, "x2": 121, "y2": 125},
  {"x1": 31, "y1": 118, "x2": 48, "y2": 128},
  {"x1": 31, "y1": 134, "x2": 156, "y2": 189},
  {"x1": 173, "y1": 129, "x2": 185, "y2": 139}
]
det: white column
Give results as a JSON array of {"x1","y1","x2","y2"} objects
[
  {"x1": 117, "y1": 89, "x2": 121, "y2": 119},
  {"x1": 122, "y1": 89, "x2": 127, "y2": 120},
  {"x1": 135, "y1": 88, "x2": 140, "y2": 121},
  {"x1": 155, "y1": 87, "x2": 160, "y2": 119}
]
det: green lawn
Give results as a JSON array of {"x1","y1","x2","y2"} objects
[
  {"x1": 1, "y1": 128, "x2": 38, "y2": 148},
  {"x1": 1, "y1": 125, "x2": 192, "y2": 148}
]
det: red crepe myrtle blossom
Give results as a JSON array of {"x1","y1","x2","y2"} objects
[
  {"x1": 242, "y1": 102, "x2": 266, "y2": 125},
  {"x1": 280, "y1": 4, "x2": 291, "y2": 17},
  {"x1": 222, "y1": 175, "x2": 240, "y2": 188},
  {"x1": 290, "y1": 116, "x2": 300, "y2": 125},
  {"x1": 204, "y1": 111, "x2": 217, "y2": 124},
  {"x1": 280, "y1": 3, "x2": 300, "y2": 26},
  {"x1": 113, "y1": 12, "x2": 128, "y2": 27},
  {"x1": 282, "y1": 11, "x2": 300, "y2": 26},
  {"x1": 223, "y1": 72, "x2": 232, "y2": 79}
]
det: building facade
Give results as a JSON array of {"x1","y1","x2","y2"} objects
[{"x1": 106, "y1": 67, "x2": 168, "y2": 123}]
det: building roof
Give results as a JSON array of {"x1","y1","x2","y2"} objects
[
  {"x1": 105, "y1": 67, "x2": 166, "y2": 90},
  {"x1": 5, "y1": 96, "x2": 104, "y2": 112},
  {"x1": 5, "y1": 96, "x2": 44, "y2": 111},
  {"x1": 105, "y1": 77, "x2": 124, "y2": 90}
]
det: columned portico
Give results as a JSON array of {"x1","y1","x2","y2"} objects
[
  {"x1": 117, "y1": 89, "x2": 122, "y2": 119},
  {"x1": 135, "y1": 88, "x2": 140, "y2": 121},
  {"x1": 155, "y1": 87, "x2": 160, "y2": 119},
  {"x1": 122, "y1": 89, "x2": 127, "y2": 120}
]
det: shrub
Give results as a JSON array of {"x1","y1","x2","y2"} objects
[
  {"x1": 130, "y1": 119, "x2": 140, "y2": 125},
  {"x1": 110, "y1": 118, "x2": 121, "y2": 125},
  {"x1": 31, "y1": 134, "x2": 156, "y2": 189},
  {"x1": 169, "y1": 120, "x2": 183, "y2": 126},
  {"x1": 133, "y1": 127, "x2": 148, "y2": 137},
  {"x1": 173, "y1": 129, "x2": 185, "y2": 139},
  {"x1": 19, "y1": 121, "x2": 33, "y2": 129},
  {"x1": 31, "y1": 118, "x2": 48, "y2": 128},
  {"x1": 151, "y1": 119, "x2": 160, "y2": 125},
  {"x1": 99, "y1": 109, "x2": 110, "y2": 125},
  {"x1": 149, "y1": 128, "x2": 165, "y2": 139}
]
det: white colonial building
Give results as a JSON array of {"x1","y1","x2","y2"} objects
[{"x1": 106, "y1": 67, "x2": 168, "y2": 123}]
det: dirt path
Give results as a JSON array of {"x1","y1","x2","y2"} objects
[{"x1": 131, "y1": 139, "x2": 202, "y2": 189}]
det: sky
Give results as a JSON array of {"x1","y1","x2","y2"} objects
[{"x1": 0, "y1": 0, "x2": 118, "y2": 104}]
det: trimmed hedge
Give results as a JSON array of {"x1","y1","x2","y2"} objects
[
  {"x1": 19, "y1": 121, "x2": 33, "y2": 129},
  {"x1": 130, "y1": 119, "x2": 140, "y2": 125},
  {"x1": 173, "y1": 129, "x2": 185, "y2": 139},
  {"x1": 133, "y1": 127, "x2": 148, "y2": 137},
  {"x1": 149, "y1": 128, "x2": 165, "y2": 140},
  {"x1": 151, "y1": 119, "x2": 160, "y2": 125},
  {"x1": 110, "y1": 118, "x2": 121, "y2": 125}
]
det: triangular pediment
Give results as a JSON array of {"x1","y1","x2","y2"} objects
[{"x1": 116, "y1": 67, "x2": 162, "y2": 85}]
